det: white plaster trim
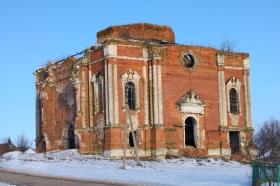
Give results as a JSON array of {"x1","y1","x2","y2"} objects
[
  {"x1": 103, "y1": 44, "x2": 117, "y2": 57},
  {"x1": 153, "y1": 65, "x2": 159, "y2": 124},
  {"x1": 243, "y1": 57, "x2": 251, "y2": 127},
  {"x1": 217, "y1": 54, "x2": 225, "y2": 66},
  {"x1": 243, "y1": 71, "x2": 249, "y2": 128},
  {"x1": 143, "y1": 48, "x2": 149, "y2": 61},
  {"x1": 247, "y1": 73, "x2": 252, "y2": 127},
  {"x1": 143, "y1": 65, "x2": 149, "y2": 125},
  {"x1": 217, "y1": 72, "x2": 222, "y2": 126},
  {"x1": 113, "y1": 64, "x2": 119, "y2": 125},
  {"x1": 178, "y1": 91, "x2": 205, "y2": 114},
  {"x1": 35, "y1": 95, "x2": 40, "y2": 137},
  {"x1": 153, "y1": 148, "x2": 168, "y2": 159},
  {"x1": 148, "y1": 64, "x2": 153, "y2": 123},
  {"x1": 226, "y1": 77, "x2": 241, "y2": 114},
  {"x1": 90, "y1": 55, "x2": 146, "y2": 64},
  {"x1": 105, "y1": 61, "x2": 109, "y2": 125},
  {"x1": 117, "y1": 44, "x2": 142, "y2": 48},
  {"x1": 90, "y1": 58, "x2": 105, "y2": 64},
  {"x1": 208, "y1": 149, "x2": 221, "y2": 156},
  {"x1": 121, "y1": 69, "x2": 141, "y2": 110},
  {"x1": 221, "y1": 148, "x2": 231, "y2": 156},
  {"x1": 167, "y1": 149, "x2": 179, "y2": 156},
  {"x1": 224, "y1": 66, "x2": 244, "y2": 70},
  {"x1": 243, "y1": 57, "x2": 250, "y2": 69},
  {"x1": 221, "y1": 72, "x2": 227, "y2": 126},
  {"x1": 88, "y1": 69, "x2": 93, "y2": 128},
  {"x1": 108, "y1": 64, "x2": 113, "y2": 125},
  {"x1": 218, "y1": 71, "x2": 227, "y2": 126},
  {"x1": 81, "y1": 71, "x2": 86, "y2": 128},
  {"x1": 112, "y1": 56, "x2": 144, "y2": 61},
  {"x1": 158, "y1": 65, "x2": 163, "y2": 125},
  {"x1": 180, "y1": 103, "x2": 204, "y2": 114}
]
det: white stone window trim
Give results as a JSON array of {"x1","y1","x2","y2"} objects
[
  {"x1": 91, "y1": 73, "x2": 105, "y2": 114},
  {"x1": 226, "y1": 77, "x2": 241, "y2": 115},
  {"x1": 121, "y1": 69, "x2": 141, "y2": 111}
]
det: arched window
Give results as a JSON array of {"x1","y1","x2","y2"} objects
[
  {"x1": 125, "y1": 82, "x2": 136, "y2": 110},
  {"x1": 98, "y1": 82, "x2": 103, "y2": 112},
  {"x1": 229, "y1": 88, "x2": 239, "y2": 113},
  {"x1": 91, "y1": 73, "x2": 104, "y2": 113}
]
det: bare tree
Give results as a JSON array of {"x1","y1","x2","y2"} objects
[
  {"x1": 0, "y1": 136, "x2": 12, "y2": 144},
  {"x1": 247, "y1": 118, "x2": 280, "y2": 186},
  {"x1": 254, "y1": 118, "x2": 280, "y2": 163},
  {"x1": 220, "y1": 40, "x2": 236, "y2": 52},
  {"x1": 16, "y1": 134, "x2": 32, "y2": 152}
]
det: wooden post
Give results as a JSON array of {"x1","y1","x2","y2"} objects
[
  {"x1": 121, "y1": 108, "x2": 128, "y2": 169},
  {"x1": 125, "y1": 103, "x2": 140, "y2": 165},
  {"x1": 121, "y1": 79, "x2": 141, "y2": 169},
  {"x1": 121, "y1": 100, "x2": 141, "y2": 169}
]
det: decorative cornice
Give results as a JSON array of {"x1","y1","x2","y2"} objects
[
  {"x1": 176, "y1": 90, "x2": 205, "y2": 114},
  {"x1": 177, "y1": 90, "x2": 205, "y2": 106}
]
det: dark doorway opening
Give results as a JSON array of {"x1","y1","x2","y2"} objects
[
  {"x1": 185, "y1": 117, "x2": 196, "y2": 147},
  {"x1": 229, "y1": 131, "x2": 240, "y2": 154},
  {"x1": 129, "y1": 131, "x2": 137, "y2": 147},
  {"x1": 41, "y1": 140, "x2": 46, "y2": 153},
  {"x1": 68, "y1": 125, "x2": 75, "y2": 149}
]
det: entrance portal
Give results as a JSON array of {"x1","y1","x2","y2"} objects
[
  {"x1": 41, "y1": 140, "x2": 46, "y2": 153},
  {"x1": 229, "y1": 131, "x2": 240, "y2": 154},
  {"x1": 68, "y1": 125, "x2": 75, "y2": 149},
  {"x1": 185, "y1": 117, "x2": 196, "y2": 147}
]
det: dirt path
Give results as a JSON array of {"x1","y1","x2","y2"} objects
[{"x1": 0, "y1": 171, "x2": 125, "y2": 186}]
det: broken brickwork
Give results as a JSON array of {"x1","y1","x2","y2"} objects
[{"x1": 35, "y1": 23, "x2": 253, "y2": 159}]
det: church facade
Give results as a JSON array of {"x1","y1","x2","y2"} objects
[{"x1": 35, "y1": 23, "x2": 253, "y2": 159}]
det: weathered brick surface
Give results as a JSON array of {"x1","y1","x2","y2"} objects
[
  {"x1": 97, "y1": 23, "x2": 175, "y2": 43},
  {"x1": 35, "y1": 23, "x2": 253, "y2": 159}
]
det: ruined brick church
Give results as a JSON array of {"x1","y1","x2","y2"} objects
[{"x1": 35, "y1": 23, "x2": 253, "y2": 159}]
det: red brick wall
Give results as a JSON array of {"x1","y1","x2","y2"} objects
[
  {"x1": 36, "y1": 34, "x2": 252, "y2": 158},
  {"x1": 161, "y1": 46, "x2": 219, "y2": 150}
]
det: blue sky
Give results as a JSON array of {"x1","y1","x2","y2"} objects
[{"x1": 0, "y1": 0, "x2": 279, "y2": 143}]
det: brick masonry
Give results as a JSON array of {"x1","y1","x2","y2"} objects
[{"x1": 35, "y1": 23, "x2": 253, "y2": 159}]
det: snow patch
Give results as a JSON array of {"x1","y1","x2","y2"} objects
[
  {"x1": 0, "y1": 150, "x2": 252, "y2": 186},
  {"x1": 0, "y1": 183, "x2": 10, "y2": 186},
  {"x1": 2, "y1": 151, "x2": 22, "y2": 160},
  {"x1": 24, "y1": 148, "x2": 36, "y2": 155}
]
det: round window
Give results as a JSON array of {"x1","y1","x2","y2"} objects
[{"x1": 182, "y1": 53, "x2": 196, "y2": 70}]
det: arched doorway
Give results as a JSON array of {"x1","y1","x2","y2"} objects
[
  {"x1": 68, "y1": 125, "x2": 75, "y2": 149},
  {"x1": 185, "y1": 117, "x2": 196, "y2": 148},
  {"x1": 41, "y1": 139, "x2": 46, "y2": 153}
]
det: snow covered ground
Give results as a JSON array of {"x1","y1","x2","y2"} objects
[
  {"x1": 0, "y1": 149, "x2": 252, "y2": 186},
  {"x1": 0, "y1": 183, "x2": 10, "y2": 186}
]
